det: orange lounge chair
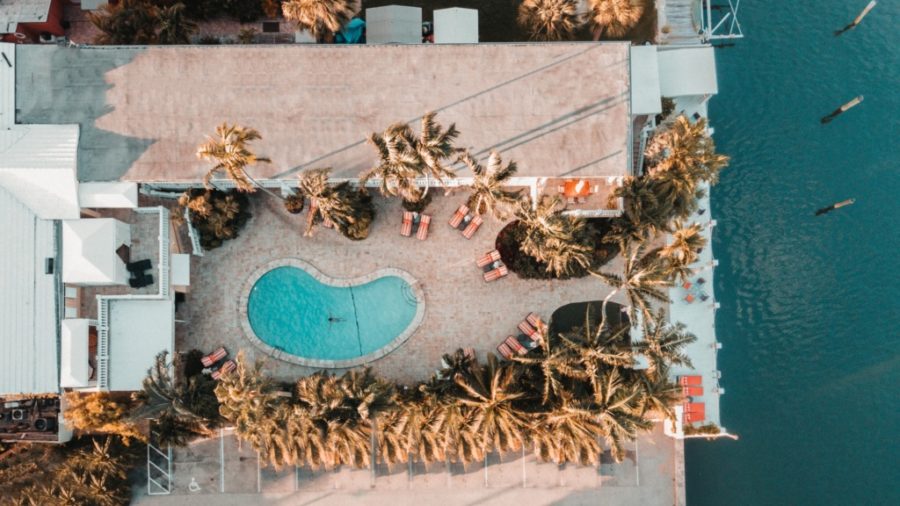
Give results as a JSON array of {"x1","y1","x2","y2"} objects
[
  {"x1": 684, "y1": 294, "x2": 695, "y2": 303},
  {"x1": 212, "y1": 359, "x2": 236, "y2": 380},
  {"x1": 416, "y1": 214, "x2": 431, "y2": 240},
  {"x1": 683, "y1": 386, "x2": 703, "y2": 397},
  {"x1": 679, "y1": 375, "x2": 703, "y2": 386},
  {"x1": 682, "y1": 281, "x2": 693, "y2": 290},
  {"x1": 683, "y1": 402, "x2": 706, "y2": 423},
  {"x1": 201, "y1": 347, "x2": 227, "y2": 368},
  {"x1": 461, "y1": 216, "x2": 483, "y2": 239},
  {"x1": 449, "y1": 205, "x2": 469, "y2": 228},
  {"x1": 505, "y1": 336, "x2": 527, "y2": 355},
  {"x1": 476, "y1": 250, "x2": 502, "y2": 268},
  {"x1": 483, "y1": 265, "x2": 508, "y2": 282},
  {"x1": 400, "y1": 211, "x2": 414, "y2": 237},
  {"x1": 496, "y1": 342, "x2": 514, "y2": 360}
]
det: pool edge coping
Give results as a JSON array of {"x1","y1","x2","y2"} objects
[{"x1": 238, "y1": 257, "x2": 426, "y2": 369}]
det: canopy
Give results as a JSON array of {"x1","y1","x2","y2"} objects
[
  {"x1": 657, "y1": 46, "x2": 718, "y2": 97},
  {"x1": 78, "y1": 182, "x2": 139, "y2": 209},
  {"x1": 434, "y1": 8, "x2": 478, "y2": 44},
  {"x1": 107, "y1": 299, "x2": 174, "y2": 391},
  {"x1": 630, "y1": 45, "x2": 662, "y2": 115},
  {"x1": 60, "y1": 319, "x2": 90, "y2": 388},
  {"x1": 366, "y1": 5, "x2": 421, "y2": 44},
  {"x1": 63, "y1": 218, "x2": 131, "y2": 286}
]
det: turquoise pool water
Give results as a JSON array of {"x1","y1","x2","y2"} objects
[{"x1": 247, "y1": 266, "x2": 419, "y2": 361}]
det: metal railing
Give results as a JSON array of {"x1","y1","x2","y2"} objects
[
  {"x1": 184, "y1": 208, "x2": 205, "y2": 257},
  {"x1": 96, "y1": 299, "x2": 110, "y2": 389},
  {"x1": 147, "y1": 425, "x2": 172, "y2": 495},
  {"x1": 701, "y1": 0, "x2": 744, "y2": 41}
]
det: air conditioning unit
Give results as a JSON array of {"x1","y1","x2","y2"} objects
[
  {"x1": 33, "y1": 418, "x2": 56, "y2": 432},
  {"x1": 11, "y1": 409, "x2": 25, "y2": 421}
]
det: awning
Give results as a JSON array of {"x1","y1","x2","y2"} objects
[
  {"x1": 107, "y1": 299, "x2": 174, "y2": 391},
  {"x1": 366, "y1": 5, "x2": 422, "y2": 44},
  {"x1": 657, "y1": 46, "x2": 718, "y2": 97},
  {"x1": 78, "y1": 182, "x2": 139, "y2": 209},
  {"x1": 434, "y1": 8, "x2": 478, "y2": 44},
  {"x1": 630, "y1": 46, "x2": 662, "y2": 115},
  {"x1": 63, "y1": 218, "x2": 131, "y2": 285},
  {"x1": 60, "y1": 319, "x2": 90, "y2": 388}
]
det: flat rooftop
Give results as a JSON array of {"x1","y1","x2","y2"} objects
[{"x1": 16, "y1": 43, "x2": 631, "y2": 183}]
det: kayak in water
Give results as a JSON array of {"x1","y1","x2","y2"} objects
[{"x1": 815, "y1": 198, "x2": 856, "y2": 216}]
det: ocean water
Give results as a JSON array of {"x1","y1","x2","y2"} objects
[
  {"x1": 247, "y1": 266, "x2": 418, "y2": 361},
  {"x1": 686, "y1": 2, "x2": 900, "y2": 505}
]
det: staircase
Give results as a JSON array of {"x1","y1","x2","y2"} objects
[{"x1": 660, "y1": 0, "x2": 704, "y2": 45}]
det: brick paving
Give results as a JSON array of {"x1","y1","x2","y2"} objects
[{"x1": 177, "y1": 191, "x2": 623, "y2": 384}]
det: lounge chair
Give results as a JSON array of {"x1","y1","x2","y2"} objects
[
  {"x1": 416, "y1": 214, "x2": 431, "y2": 240},
  {"x1": 496, "y1": 342, "x2": 514, "y2": 360},
  {"x1": 518, "y1": 321, "x2": 538, "y2": 338},
  {"x1": 476, "y1": 250, "x2": 501, "y2": 268},
  {"x1": 525, "y1": 312, "x2": 544, "y2": 330},
  {"x1": 401, "y1": 211, "x2": 414, "y2": 237},
  {"x1": 212, "y1": 359, "x2": 236, "y2": 380},
  {"x1": 684, "y1": 294, "x2": 695, "y2": 303},
  {"x1": 201, "y1": 347, "x2": 227, "y2": 368},
  {"x1": 129, "y1": 273, "x2": 154, "y2": 289},
  {"x1": 127, "y1": 259, "x2": 152, "y2": 273},
  {"x1": 678, "y1": 375, "x2": 703, "y2": 386},
  {"x1": 682, "y1": 281, "x2": 693, "y2": 290},
  {"x1": 505, "y1": 336, "x2": 527, "y2": 355},
  {"x1": 483, "y1": 265, "x2": 508, "y2": 282},
  {"x1": 449, "y1": 205, "x2": 469, "y2": 228},
  {"x1": 683, "y1": 385, "x2": 703, "y2": 397},
  {"x1": 461, "y1": 216, "x2": 483, "y2": 239},
  {"x1": 699, "y1": 293, "x2": 710, "y2": 302},
  {"x1": 683, "y1": 402, "x2": 706, "y2": 423},
  {"x1": 697, "y1": 277, "x2": 706, "y2": 285}
]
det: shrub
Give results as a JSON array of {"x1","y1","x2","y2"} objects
[
  {"x1": 401, "y1": 191, "x2": 432, "y2": 213},
  {"x1": 179, "y1": 189, "x2": 252, "y2": 250},
  {"x1": 63, "y1": 392, "x2": 145, "y2": 443},
  {"x1": 284, "y1": 194, "x2": 305, "y2": 214}
]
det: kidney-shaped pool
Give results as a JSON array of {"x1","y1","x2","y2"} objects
[{"x1": 244, "y1": 261, "x2": 423, "y2": 367}]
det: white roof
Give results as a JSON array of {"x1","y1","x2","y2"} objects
[
  {"x1": 0, "y1": 185, "x2": 58, "y2": 395},
  {"x1": 0, "y1": 42, "x2": 13, "y2": 127},
  {"x1": 630, "y1": 45, "x2": 662, "y2": 115},
  {"x1": 78, "y1": 181, "x2": 139, "y2": 209},
  {"x1": 434, "y1": 8, "x2": 478, "y2": 44},
  {"x1": 62, "y1": 218, "x2": 131, "y2": 285},
  {"x1": 0, "y1": 0, "x2": 52, "y2": 33},
  {"x1": 107, "y1": 299, "x2": 174, "y2": 391},
  {"x1": 60, "y1": 319, "x2": 90, "y2": 388},
  {"x1": 366, "y1": 5, "x2": 421, "y2": 44},
  {"x1": 657, "y1": 46, "x2": 718, "y2": 97}
]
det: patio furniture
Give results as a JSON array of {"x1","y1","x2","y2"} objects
[
  {"x1": 562, "y1": 179, "x2": 591, "y2": 199},
  {"x1": 212, "y1": 360, "x2": 236, "y2": 381},
  {"x1": 401, "y1": 211, "x2": 414, "y2": 237},
  {"x1": 590, "y1": 184, "x2": 600, "y2": 194},
  {"x1": 525, "y1": 312, "x2": 544, "y2": 330},
  {"x1": 699, "y1": 293, "x2": 710, "y2": 302},
  {"x1": 416, "y1": 214, "x2": 431, "y2": 240},
  {"x1": 682, "y1": 281, "x2": 693, "y2": 290},
  {"x1": 496, "y1": 341, "x2": 514, "y2": 360},
  {"x1": 462, "y1": 216, "x2": 483, "y2": 239},
  {"x1": 126, "y1": 259, "x2": 152, "y2": 273},
  {"x1": 518, "y1": 320, "x2": 538, "y2": 338},
  {"x1": 449, "y1": 205, "x2": 469, "y2": 228},
  {"x1": 476, "y1": 250, "x2": 501, "y2": 268},
  {"x1": 505, "y1": 336, "x2": 527, "y2": 355},
  {"x1": 683, "y1": 402, "x2": 706, "y2": 423},
  {"x1": 128, "y1": 273, "x2": 154, "y2": 288},
  {"x1": 678, "y1": 375, "x2": 703, "y2": 386},
  {"x1": 483, "y1": 265, "x2": 508, "y2": 282},
  {"x1": 684, "y1": 294, "x2": 695, "y2": 303},
  {"x1": 201, "y1": 347, "x2": 228, "y2": 368},
  {"x1": 697, "y1": 277, "x2": 706, "y2": 285},
  {"x1": 683, "y1": 385, "x2": 703, "y2": 397}
]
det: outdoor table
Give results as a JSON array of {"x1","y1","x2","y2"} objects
[{"x1": 563, "y1": 180, "x2": 591, "y2": 198}]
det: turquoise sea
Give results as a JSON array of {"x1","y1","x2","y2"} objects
[{"x1": 687, "y1": 2, "x2": 900, "y2": 505}]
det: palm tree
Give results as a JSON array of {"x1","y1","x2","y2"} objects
[
  {"x1": 458, "y1": 151, "x2": 522, "y2": 220},
  {"x1": 591, "y1": 368, "x2": 652, "y2": 462},
  {"x1": 88, "y1": 0, "x2": 159, "y2": 45},
  {"x1": 516, "y1": 195, "x2": 594, "y2": 277},
  {"x1": 157, "y1": 3, "x2": 196, "y2": 44},
  {"x1": 589, "y1": 0, "x2": 645, "y2": 39},
  {"x1": 531, "y1": 396, "x2": 605, "y2": 465},
  {"x1": 645, "y1": 116, "x2": 730, "y2": 186},
  {"x1": 607, "y1": 176, "x2": 674, "y2": 250},
  {"x1": 517, "y1": 0, "x2": 583, "y2": 41},
  {"x1": 413, "y1": 111, "x2": 463, "y2": 194},
  {"x1": 297, "y1": 168, "x2": 356, "y2": 237},
  {"x1": 451, "y1": 355, "x2": 529, "y2": 456},
  {"x1": 282, "y1": 0, "x2": 360, "y2": 40},
  {"x1": 361, "y1": 123, "x2": 423, "y2": 202},
  {"x1": 591, "y1": 243, "x2": 671, "y2": 332},
  {"x1": 512, "y1": 338, "x2": 579, "y2": 405},
  {"x1": 634, "y1": 309, "x2": 696, "y2": 377},
  {"x1": 559, "y1": 321, "x2": 634, "y2": 389},
  {"x1": 197, "y1": 123, "x2": 273, "y2": 194},
  {"x1": 660, "y1": 222, "x2": 707, "y2": 266},
  {"x1": 633, "y1": 366, "x2": 683, "y2": 421}
]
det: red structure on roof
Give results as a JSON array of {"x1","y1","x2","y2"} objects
[{"x1": 0, "y1": 0, "x2": 65, "y2": 44}]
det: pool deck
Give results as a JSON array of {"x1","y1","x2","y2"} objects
[{"x1": 177, "y1": 191, "x2": 626, "y2": 384}]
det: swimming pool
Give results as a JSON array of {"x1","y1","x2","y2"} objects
[{"x1": 241, "y1": 259, "x2": 423, "y2": 368}]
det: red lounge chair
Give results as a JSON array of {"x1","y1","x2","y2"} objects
[
  {"x1": 461, "y1": 216, "x2": 483, "y2": 239},
  {"x1": 483, "y1": 265, "x2": 508, "y2": 282},
  {"x1": 679, "y1": 375, "x2": 703, "y2": 386},
  {"x1": 683, "y1": 402, "x2": 706, "y2": 423},
  {"x1": 684, "y1": 294, "x2": 695, "y2": 303},
  {"x1": 400, "y1": 211, "x2": 414, "y2": 237},
  {"x1": 476, "y1": 250, "x2": 502, "y2": 268},
  {"x1": 212, "y1": 359, "x2": 236, "y2": 380},
  {"x1": 683, "y1": 385, "x2": 703, "y2": 397},
  {"x1": 505, "y1": 336, "x2": 527, "y2": 355},
  {"x1": 682, "y1": 281, "x2": 693, "y2": 290},
  {"x1": 449, "y1": 205, "x2": 469, "y2": 228},
  {"x1": 525, "y1": 312, "x2": 544, "y2": 330},
  {"x1": 518, "y1": 321, "x2": 538, "y2": 337},
  {"x1": 201, "y1": 347, "x2": 227, "y2": 368},
  {"x1": 496, "y1": 342, "x2": 514, "y2": 360},
  {"x1": 416, "y1": 214, "x2": 431, "y2": 240}
]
